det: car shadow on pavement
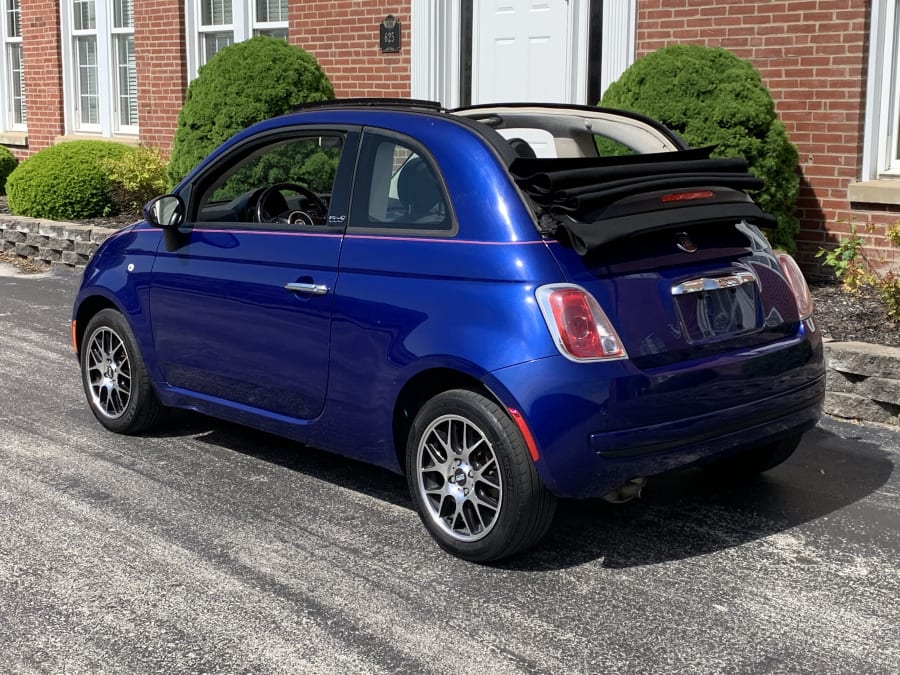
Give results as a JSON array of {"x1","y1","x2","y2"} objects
[
  {"x1": 146, "y1": 414, "x2": 894, "y2": 571},
  {"x1": 147, "y1": 411, "x2": 413, "y2": 509},
  {"x1": 505, "y1": 423, "x2": 895, "y2": 571}
]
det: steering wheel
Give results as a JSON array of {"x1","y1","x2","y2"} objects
[{"x1": 254, "y1": 182, "x2": 328, "y2": 224}]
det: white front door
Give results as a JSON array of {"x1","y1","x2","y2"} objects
[
  {"x1": 409, "y1": 0, "x2": 636, "y2": 108},
  {"x1": 472, "y1": 0, "x2": 572, "y2": 104}
]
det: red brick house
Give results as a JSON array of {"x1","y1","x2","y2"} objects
[{"x1": 1, "y1": 1, "x2": 896, "y2": 269}]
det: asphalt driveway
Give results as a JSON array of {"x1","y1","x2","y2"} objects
[{"x1": 1, "y1": 263, "x2": 898, "y2": 673}]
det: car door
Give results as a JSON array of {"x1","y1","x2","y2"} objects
[{"x1": 149, "y1": 128, "x2": 358, "y2": 420}]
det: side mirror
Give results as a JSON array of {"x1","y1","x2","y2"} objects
[{"x1": 143, "y1": 194, "x2": 185, "y2": 228}]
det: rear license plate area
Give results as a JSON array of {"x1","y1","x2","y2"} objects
[{"x1": 673, "y1": 283, "x2": 762, "y2": 343}]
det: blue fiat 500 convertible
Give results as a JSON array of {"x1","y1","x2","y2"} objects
[{"x1": 73, "y1": 100, "x2": 824, "y2": 561}]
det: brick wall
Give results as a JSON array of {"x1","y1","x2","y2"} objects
[
  {"x1": 289, "y1": 2, "x2": 411, "y2": 98},
  {"x1": 20, "y1": 0, "x2": 64, "y2": 159},
  {"x1": 135, "y1": 0, "x2": 188, "y2": 154},
  {"x1": 637, "y1": 0, "x2": 894, "y2": 273},
  {"x1": 12, "y1": 1, "x2": 412, "y2": 159}
]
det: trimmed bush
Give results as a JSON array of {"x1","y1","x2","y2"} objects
[
  {"x1": 6, "y1": 141, "x2": 133, "y2": 220},
  {"x1": 601, "y1": 44, "x2": 800, "y2": 253},
  {"x1": 167, "y1": 36, "x2": 334, "y2": 186},
  {"x1": 0, "y1": 145, "x2": 17, "y2": 195},
  {"x1": 104, "y1": 146, "x2": 168, "y2": 216}
]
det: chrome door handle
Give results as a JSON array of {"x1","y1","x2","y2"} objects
[
  {"x1": 284, "y1": 282, "x2": 329, "y2": 296},
  {"x1": 671, "y1": 272, "x2": 756, "y2": 296}
]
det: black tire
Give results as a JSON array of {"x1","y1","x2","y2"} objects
[
  {"x1": 80, "y1": 308, "x2": 164, "y2": 434},
  {"x1": 405, "y1": 389, "x2": 557, "y2": 562},
  {"x1": 704, "y1": 434, "x2": 803, "y2": 478}
]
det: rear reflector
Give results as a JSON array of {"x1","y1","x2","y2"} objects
[{"x1": 508, "y1": 408, "x2": 540, "y2": 462}]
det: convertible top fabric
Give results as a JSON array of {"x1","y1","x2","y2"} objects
[
  {"x1": 553, "y1": 203, "x2": 775, "y2": 256},
  {"x1": 509, "y1": 147, "x2": 773, "y2": 254}
]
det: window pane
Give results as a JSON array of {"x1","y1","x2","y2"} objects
[
  {"x1": 113, "y1": 0, "x2": 133, "y2": 29},
  {"x1": 203, "y1": 32, "x2": 232, "y2": 62},
  {"x1": 256, "y1": 0, "x2": 287, "y2": 23},
  {"x1": 72, "y1": 0, "x2": 96, "y2": 31},
  {"x1": 6, "y1": 0, "x2": 20, "y2": 38},
  {"x1": 203, "y1": 135, "x2": 342, "y2": 221},
  {"x1": 201, "y1": 0, "x2": 231, "y2": 26},
  {"x1": 76, "y1": 36, "x2": 99, "y2": 124},
  {"x1": 115, "y1": 34, "x2": 137, "y2": 126},
  {"x1": 254, "y1": 28, "x2": 287, "y2": 41},
  {"x1": 352, "y1": 136, "x2": 451, "y2": 231},
  {"x1": 8, "y1": 42, "x2": 24, "y2": 124}
]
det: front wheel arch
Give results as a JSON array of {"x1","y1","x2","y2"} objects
[
  {"x1": 73, "y1": 295, "x2": 118, "y2": 355},
  {"x1": 80, "y1": 308, "x2": 165, "y2": 434}
]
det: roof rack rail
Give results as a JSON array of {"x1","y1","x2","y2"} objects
[{"x1": 292, "y1": 98, "x2": 443, "y2": 113}]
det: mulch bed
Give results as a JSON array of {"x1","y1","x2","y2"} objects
[{"x1": 808, "y1": 280, "x2": 899, "y2": 347}]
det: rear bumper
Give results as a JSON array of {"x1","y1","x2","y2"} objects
[
  {"x1": 589, "y1": 376, "x2": 823, "y2": 459},
  {"x1": 486, "y1": 327, "x2": 825, "y2": 499}
]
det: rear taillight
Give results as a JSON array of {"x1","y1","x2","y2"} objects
[
  {"x1": 777, "y1": 253, "x2": 814, "y2": 320},
  {"x1": 535, "y1": 284, "x2": 627, "y2": 362}
]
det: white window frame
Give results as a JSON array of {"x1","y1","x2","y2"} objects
[
  {"x1": 863, "y1": 0, "x2": 900, "y2": 178},
  {"x1": 186, "y1": 0, "x2": 288, "y2": 81},
  {"x1": 60, "y1": 0, "x2": 138, "y2": 137},
  {"x1": 1, "y1": 0, "x2": 25, "y2": 132},
  {"x1": 111, "y1": 0, "x2": 137, "y2": 131}
]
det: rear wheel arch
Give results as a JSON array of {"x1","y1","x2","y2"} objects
[
  {"x1": 392, "y1": 368, "x2": 496, "y2": 473},
  {"x1": 404, "y1": 387, "x2": 557, "y2": 561}
]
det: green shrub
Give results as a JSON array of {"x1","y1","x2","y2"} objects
[
  {"x1": 167, "y1": 36, "x2": 334, "y2": 186},
  {"x1": 0, "y1": 145, "x2": 18, "y2": 195},
  {"x1": 6, "y1": 141, "x2": 133, "y2": 220},
  {"x1": 104, "y1": 146, "x2": 168, "y2": 216},
  {"x1": 817, "y1": 220, "x2": 900, "y2": 321},
  {"x1": 600, "y1": 44, "x2": 800, "y2": 253}
]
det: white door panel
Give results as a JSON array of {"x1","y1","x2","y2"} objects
[{"x1": 474, "y1": 0, "x2": 571, "y2": 104}]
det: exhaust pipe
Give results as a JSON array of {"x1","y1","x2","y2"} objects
[{"x1": 601, "y1": 477, "x2": 646, "y2": 504}]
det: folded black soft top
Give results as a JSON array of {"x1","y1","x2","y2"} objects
[{"x1": 509, "y1": 147, "x2": 773, "y2": 254}]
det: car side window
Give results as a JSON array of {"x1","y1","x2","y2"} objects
[
  {"x1": 195, "y1": 134, "x2": 344, "y2": 227},
  {"x1": 350, "y1": 133, "x2": 452, "y2": 233}
]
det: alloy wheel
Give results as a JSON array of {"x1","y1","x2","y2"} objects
[
  {"x1": 416, "y1": 414, "x2": 503, "y2": 542},
  {"x1": 84, "y1": 326, "x2": 132, "y2": 420}
]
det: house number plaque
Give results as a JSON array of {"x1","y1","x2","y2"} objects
[{"x1": 380, "y1": 15, "x2": 401, "y2": 53}]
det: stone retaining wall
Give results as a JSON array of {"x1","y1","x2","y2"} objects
[
  {"x1": 1, "y1": 216, "x2": 898, "y2": 427},
  {"x1": 0, "y1": 216, "x2": 111, "y2": 268},
  {"x1": 824, "y1": 341, "x2": 900, "y2": 427}
]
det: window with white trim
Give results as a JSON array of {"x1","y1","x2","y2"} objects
[
  {"x1": 1, "y1": 0, "x2": 26, "y2": 131},
  {"x1": 864, "y1": 0, "x2": 900, "y2": 178},
  {"x1": 888, "y1": 5, "x2": 900, "y2": 174},
  {"x1": 62, "y1": 0, "x2": 137, "y2": 136},
  {"x1": 186, "y1": 0, "x2": 288, "y2": 80}
]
